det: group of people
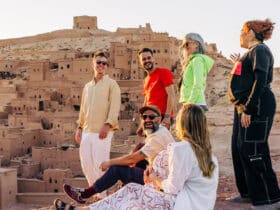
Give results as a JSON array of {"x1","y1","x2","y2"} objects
[{"x1": 53, "y1": 18, "x2": 280, "y2": 210}]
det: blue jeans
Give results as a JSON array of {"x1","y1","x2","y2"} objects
[{"x1": 93, "y1": 166, "x2": 144, "y2": 193}]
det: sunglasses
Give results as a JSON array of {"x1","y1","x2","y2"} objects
[
  {"x1": 183, "y1": 41, "x2": 195, "y2": 48},
  {"x1": 141, "y1": 114, "x2": 158, "y2": 120},
  {"x1": 96, "y1": 61, "x2": 108, "y2": 66}
]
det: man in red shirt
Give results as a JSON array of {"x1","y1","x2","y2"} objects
[{"x1": 138, "y1": 47, "x2": 175, "y2": 128}]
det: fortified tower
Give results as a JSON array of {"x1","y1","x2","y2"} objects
[{"x1": 73, "y1": 16, "x2": 97, "y2": 30}]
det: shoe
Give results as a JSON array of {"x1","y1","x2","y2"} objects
[
  {"x1": 53, "y1": 198, "x2": 75, "y2": 210},
  {"x1": 226, "y1": 195, "x2": 251, "y2": 203},
  {"x1": 63, "y1": 184, "x2": 87, "y2": 204}
]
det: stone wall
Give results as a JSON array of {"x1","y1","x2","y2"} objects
[
  {"x1": 73, "y1": 16, "x2": 97, "y2": 30},
  {"x1": 0, "y1": 168, "x2": 17, "y2": 209},
  {"x1": 32, "y1": 147, "x2": 82, "y2": 177}
]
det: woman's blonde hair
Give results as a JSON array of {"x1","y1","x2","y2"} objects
[{"x1": 176, "y1": 103, "x2": 215, "y2": 178}]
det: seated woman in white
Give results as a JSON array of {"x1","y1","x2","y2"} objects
[{"x1": 54, "y1": 103, "x2": 219, "y2": 210}]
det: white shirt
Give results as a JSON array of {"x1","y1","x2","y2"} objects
[
  {"x1": 162, "y1": 141, "x2": 219, "y2": 210},
  {"x1": 140, "y1": 125, "x2": 175, "y2": 164}
]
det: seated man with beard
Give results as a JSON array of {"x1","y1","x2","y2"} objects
[{"x1": 63, "y1": 105, "x2": 175, "y2": 204}]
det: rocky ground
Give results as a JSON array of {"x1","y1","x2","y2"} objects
[
  {"x1": 10, "y1": 136, "x2": 280, "y2": 209},
  {"x1": 8, "y1": 104, "x2": 280, "y2": 210}
]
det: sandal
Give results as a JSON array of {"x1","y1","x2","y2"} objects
[{"x1": 54, "y1": 198, "x2": 75, "y2": 210}]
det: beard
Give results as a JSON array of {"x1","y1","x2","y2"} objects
[
  {"x1": 143, "y1": 62, "x2": 154, "y2": 71},
  {"x1": 143, "y1": 121, "x2": 160, "y2": 136}
]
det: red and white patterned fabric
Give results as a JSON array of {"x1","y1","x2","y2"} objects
[
  {"x1": 89, "y1": 150, "x2": 175, "y2": 210},
  {"x1": 89, "y1": 183, "x2": 175, "y2": 210},
  {"x1": 145, "y1": 150, "x2": 169, "y2": 190}
]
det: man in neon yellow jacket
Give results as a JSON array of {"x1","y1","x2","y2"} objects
[{"x1": 179, "y1": 33, "x2": 214, "y2": 111}]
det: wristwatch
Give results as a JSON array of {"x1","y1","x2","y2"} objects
[{"x1": 164, "y1": 114, "x2": 170, "y2": 118}]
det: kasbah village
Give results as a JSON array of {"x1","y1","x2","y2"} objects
[{"x1": 0, "y1": 16, "x2": 280, "y2": 210}]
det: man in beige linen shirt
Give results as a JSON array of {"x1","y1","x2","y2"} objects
[{"x1": 74, "y1": 51, "x2": 121, "y2": 197}]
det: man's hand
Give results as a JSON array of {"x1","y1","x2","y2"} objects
[
  {"x1": 136, "y1": 126, "x2": 145, "y2": 137},
  {"x1": 99, "y1": 160, "x2": 111, "y2": 171},
  {"x1": 99, "y1": 124, "x2": 111, "y2": 139},
  {"x1": 161, "y1": 117, "x2": 170, "y2": 129},
  {"x1": 144, "y1": 166, "x2": 153, "y2": 184},
  {"x1": 75, "y1": 128, "x2": 82, "y2": 143},
  {"x1": 241, "y1": 112, "x2": 251, "y2": 128}
]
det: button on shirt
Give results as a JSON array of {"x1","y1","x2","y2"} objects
[{"x1": 77, "y1": 75, "x2": 121, "y2": 133}]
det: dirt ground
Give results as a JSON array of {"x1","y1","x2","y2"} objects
[
  {"x1": 8, "y1": 121, "x2": 280, "y2": 210},
  {"x1": 9, "y1": 173, "x2": 280, "y2": 210}
]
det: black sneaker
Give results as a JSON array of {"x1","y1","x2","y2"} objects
[{"x1": 63, "y1": 184, "x2": 87, "y2": 204}]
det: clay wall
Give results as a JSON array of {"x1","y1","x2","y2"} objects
[
  {"x1": 43, "y1": 169, "x2": 72, "y2": 192},
  {"x1": 39, "y1": 130, "x2": 61, "y2": 147},
  {"x1": 18, "y1": 178, "x2": 45, "y2": 192},
  {"x1": 0, "y1": 60, "x2": 19, "y2": 72},
  {"x1": 70, "y1": 58, "x2": 92, "y2": 83},
  {"x1": 25, "y1": 61, "x2": 46, "y2": 81},
  {"x1": 130, "y1": 49, "x2": 143, "y2": 80},
  {"x1": 0, "y1": 137, "x2": 20, "y2": 163},
  {"x1": 32, "y1": 147, "x2": 82, "y2": 176},
  {"x1": 8, "y1": 114, "x2": 30, "y2": 128},
  {"x1": 73, "y1": 16, "x2": 98, "y2": 30},
  {"x1": 0, "y1": 128, "x2": 40, "y2": 162},
  {"x1": 114, "y1": 120, "x2": 138, "y2": 139},
  {"x1": 10, "y1": 98, "x2": 39, "y2": 116},
  {"x1": 0, "y1": 168, "x2": 17, "y2": 209},
  {"x1": 69, "y1": 86, "x2": 83, "y2": 107},
  {"x1": 20, "y1": 162, "x2": 40, "y2": 178}
]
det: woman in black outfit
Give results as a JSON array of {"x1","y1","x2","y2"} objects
[{"x1": 229, "y1": 19, "x2": 280, "y2": 209}]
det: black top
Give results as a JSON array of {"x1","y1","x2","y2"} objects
[{"x1": 229, "y1": 43, "x2": 274, "y2": 115}]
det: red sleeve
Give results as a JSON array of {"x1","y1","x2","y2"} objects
[{"x1": 161, "y1": 69, "x2": 174, "y2": 87}]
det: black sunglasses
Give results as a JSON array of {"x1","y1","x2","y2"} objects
[
  {"x1": 141, "y1": 114, "x2": 158, "y2": 120},
  {"x1": 96, "y1": 61, "x2": 108, "y2": 66},
  {"x1": 183, "y1": 41, "x2": 195, "y2": 48}
]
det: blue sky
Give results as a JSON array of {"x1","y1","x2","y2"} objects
[{"x1": 1, "y1": 0, "x2": 279, "y2": 66}]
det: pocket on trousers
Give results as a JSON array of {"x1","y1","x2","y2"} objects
[
  {"x1": 244, "y1": 120, "x2": 268, "y2": 143},
  {"x1": 249, "y1": 155, "x2": 267, "y2": 173}
]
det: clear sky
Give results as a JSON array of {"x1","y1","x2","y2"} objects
[{"x1": 1, "y1": 0, "x2": 279, "y2": 66}]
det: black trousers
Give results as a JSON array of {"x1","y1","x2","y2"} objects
[
  {"x1": 231, "y1": 89, "x2": 280, "y2": 205},
  {"x1": 93, "y1": 166, "x2": 144, "y2": 193}
]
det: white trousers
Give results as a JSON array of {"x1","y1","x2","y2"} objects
[{"x1": 79, "y1": 132, "x2": 113, "y2": 186}]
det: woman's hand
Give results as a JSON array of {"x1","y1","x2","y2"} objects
[
  {"x1": 241, "y1": 112, "x2": 251, "y2": 128},
  {"x1": 144, "y1": 166, "x2": 153, "y2": 184},
  {"x1": 230, "y1": 53, "x2": 240, "y2": 64}
]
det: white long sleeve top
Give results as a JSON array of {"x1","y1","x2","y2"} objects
[{"x1": 162, "y1": 141, "x2": 219, "y2": 210}]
